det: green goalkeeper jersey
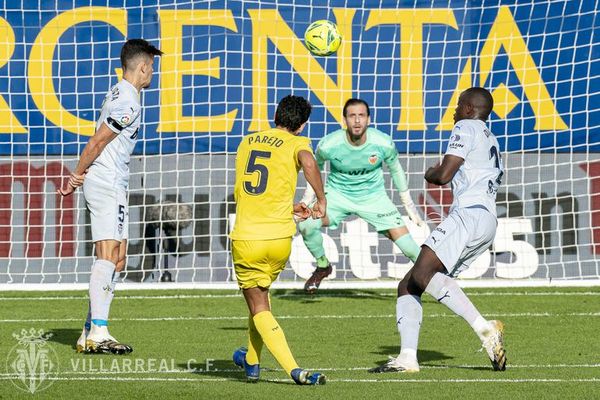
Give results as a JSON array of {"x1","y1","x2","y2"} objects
[{"x1": 315, "y1": 127, "x2": 408, "y2": 198}]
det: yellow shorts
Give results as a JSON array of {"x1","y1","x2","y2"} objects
[{"x1": 232, "y1": 238, "x2": 292, "y2": 289}]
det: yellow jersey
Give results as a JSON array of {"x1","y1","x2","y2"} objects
[{"x1": 230, "y1": 128, "x2": 313, "y2": 240}]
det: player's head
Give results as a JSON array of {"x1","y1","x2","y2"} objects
[
  {"x1": 343, "y1": 98, "x2": 370, "y2": 118},
  {"x1": 120, "y1": 39, "x2": 163, "y2": 89},
  {"x1": 454, "y1": 87, "x2": 494, "y2": 124},
  {"x1": 274, "y1": 95, "x2": 312, "y2": 135},
  {"x1": 343, "y1": 98, "x2": 371, "y2": 139}
]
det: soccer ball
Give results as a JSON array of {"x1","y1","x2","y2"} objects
[{"x1": 304, "y1": 20, "x2": 342, "y2": 56}]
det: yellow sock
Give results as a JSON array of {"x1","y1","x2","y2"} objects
[
  {"x1": 246, "y1": 315, "x2": 263, "y2": 365},
  {"x1": 253, "y1": 311, "x2": 299, "y2": 375}
]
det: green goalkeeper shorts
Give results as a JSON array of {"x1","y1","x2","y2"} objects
[{"x1": 323, "y1": 186, "x2": 406, "y2": 232}]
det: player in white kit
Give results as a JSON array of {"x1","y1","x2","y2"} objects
[
  {"x1": 58, "y1": 39, "x2": 162, "y2": 354},
  {"x1": 370, "y1": 87, "x2": 507, "y2": 373}
]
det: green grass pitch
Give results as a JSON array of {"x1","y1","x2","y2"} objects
[{"x1": 1, "y1": 287, "x2": 599, "y2": 399}]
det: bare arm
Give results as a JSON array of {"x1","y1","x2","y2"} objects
[
  {"x1": 424, "y1": 154, "x2": 464, "y2": 186},
  {"x1": 58, "y1": 123, "x2": 118, "y2": 196},
  {"x1": 298, "y1": 150, "x2": 326, "y2": 218}
]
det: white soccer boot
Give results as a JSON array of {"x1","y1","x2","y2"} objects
[
  {"x1": 86, "y1": 323, "x2": 133, "y2": 355},
  {"x1": 75, "y1": 326, "x2": 88, "y2": 353},
  {"x1": 368, "y1": 353, "x2": 420, "y2": 373},
  {"x1": 480, "y1": 320, "x2": 507, "y2": 371}
]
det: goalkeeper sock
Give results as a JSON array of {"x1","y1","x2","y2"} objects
[
  {"x1": 316, "y1": 255, "x2": 329, "y2": 268},
  {"x1": 89, "y1": 259, "x2": 116, "y2": 326},
  {"x1": 298, "y1": 217, "x2": 326, "y2": 259},
  {"x1": 394, "y1": 234, "x2": 421, "y2": 263},
  {"x1": 253, "y1": 311, "x2": 299, "y2": 375},
  {"x1": 425, "y1": 272, "x2": 485, "y2": 334},
  {"x1": 246, "y1": 315, "x2": 263, "y2": 365},
  {"x1": 396, "y1": 295, "x2": 422, "y2": 360}
]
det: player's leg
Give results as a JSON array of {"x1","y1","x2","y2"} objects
[
  {"x1": 369, "y1": 260, "x2": 427, "y2": 373},
  {"x1": 385, "y1": 227, "x2": 421, "y2": 263},
  {"x1": 297, "y1": 214, "x2": 330, "y2": 265},
  {"x1": 298, "y1": 215, "x2": 332, "y2": 294},
  {"x1": 86, "y1": 239, "x2": 132, "y2": 354},
  {"x1": 371, "y1": 192, "x2": 423, "y2": 367},
  {"x1": 413, "y1": 209, "x2": 505, "y2": 370},
  {"x1": 243, "y1": 286, "x2": 299, "y2": 373},
  {"x1": 78, "y1": 240, "x2": 127, "y2": 353},
  {"x1": 82, "y1": 181, "x2": 132, "y2": 354},
  {"x1": 298, "y1": 189, "x2": 350, "y2": 293},
  {"x1": 233, "y1": 239, "x2": 325, "y2": 384}
]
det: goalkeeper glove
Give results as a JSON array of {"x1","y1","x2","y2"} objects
[{"x1": 400, "y1": 191, "x2": 425, "y2": 226}]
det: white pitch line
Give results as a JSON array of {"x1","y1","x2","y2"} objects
[
  {"x1": 0, "y1": 376, "x2": 599, "y2": 384},
  {"x1": 329, "y1": 378, "x2": 600, "y2": 383},
  {"x1": 1, "y1": 311, "x2": 600, "y2": 324},
  {"x1": 1, "y1": 363, "x2": 598, "y2": 377},
  {"x1": 0, "y1": 291, "x2": 599, "y2": 301}
]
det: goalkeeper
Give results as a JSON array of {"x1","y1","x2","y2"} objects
[{"x1": 299, "y1": 98, "x2": 424, "y2": 294}]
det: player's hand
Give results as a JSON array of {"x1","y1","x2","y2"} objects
[
  {"x1": 293, "y1": 202, "x2": 311, "y2": 222},
  {"x1": 58, "y1": 171, "x2": 86, "y2": 197},
  {"x1": 405, "y1": 203, "x2": 425, "y2": 227},
  {"x1": 311, "y1": 198, "x2": 327, "y2": 219},
  {"x1": 400, "y1": 191, "x2": 425, "y2": 227}
]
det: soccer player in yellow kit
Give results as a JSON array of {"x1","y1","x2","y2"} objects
[{"x1": 230, "y1": 95, "x2": 327, "y2": 385}]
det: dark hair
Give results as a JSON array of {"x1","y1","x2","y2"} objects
[
  {"x1": 120, "y1": 39, "x2": 163, "y2": 71},
  {"x1": 343, "y1": 98, "x2": 370, "y2": 117},
  {"x1": 463, "y1": 87, "x2": 494, "y2": 121},
  {"x1": 274, "y1": 95, "x2": 312, "y2": 132}
]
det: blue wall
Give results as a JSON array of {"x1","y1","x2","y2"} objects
[{"x1": 0, "y1": 0, "x2": 597, "y2": 155}]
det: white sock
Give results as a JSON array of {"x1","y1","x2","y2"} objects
[
  {"x1": 111, "y1": 270, "x2": 121, "y2": 292},
  {"x1": 89, "y1": 259, "x2": 116, "y2": 326},
  {"x1": 425, "y1": 272, "x2": 486, "y2": 336},
  {"x1": 84, "y1": 302, "x2": 91, "y2": 332},
  {"x1": 396, "y1": 295, "x2": 422, "y2": 360}
]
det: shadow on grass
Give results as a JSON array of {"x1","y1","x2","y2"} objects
[
  {"x1": 372, "y1": 345, "x2": 493, "y2": 371},
  {"x1": 219, "y1": 326, "x2": 247, "y2": 331},
  {"x1": 271, "y1": 289, "x2": 393, "y2": 303},
  {"x1": 372, "y1": 345, "x2": 453, "y2": 364},
  {"x1": 177, "y1": 361, "x2": 296, "y2": 385},
  {"x1": 46, "y1": 328, "x2": 81, "y2": 350}
]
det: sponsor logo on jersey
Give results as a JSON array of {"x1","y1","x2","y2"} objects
[
  {"x1": 120, "y1": 115, "x2": 131, "y2": 125},
  {"x1": 368, "y1": 154, "x2": 378, "y2": 164},
  {"x1": 344, "y1": 168, "x2": 368, "y2": 176},
  {"x1": 111, "y1": 87, "x2": 120, "y2": 100},
  {"x1": 377, "y1": 210, "x2": 398, "y2": 218},
  {"x1": 449, "y1": 133, "x2": 464, "y2": 149}
]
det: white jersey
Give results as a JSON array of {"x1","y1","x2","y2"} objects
[
  {"x1": 86, "y1": 79, "x2": 142, "y2": 189},
  {"x1": 445, "y1": 119, "x2": 503, "y2": 216}
]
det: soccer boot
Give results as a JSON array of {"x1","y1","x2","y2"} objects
[
  {"x1": 368, "y1": 355, "x2": 420, "y2": 373},
  {"x1": 86, "y1": 331, "x2": 133, "y2": 355},
  {"x1": 233, "y1": 347, "x2": 260, "y2": 382},
  {"x1": 75, "y1": 327, "x2": 88, "y2": 353},
  {"x1": 480, "y1": 320, "x2": 507, "y2": 371},
  {"x1": 290, "y1": 368, "x2": 326, "y2": 385},
  {"x1": 304, "y1": 264, "x2": 332, "y2": 294}
]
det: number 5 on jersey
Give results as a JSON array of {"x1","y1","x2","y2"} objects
[{"x1": 243, "y1": 150, "x2": 272, "y2": 195}]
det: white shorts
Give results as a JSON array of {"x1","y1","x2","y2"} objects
[
  {"x1": 423, "y1": 206, "x2": 496, "y2": 277},
  {"x1": 83, "y1": 178, "x2": 128, "y2": 242}
]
